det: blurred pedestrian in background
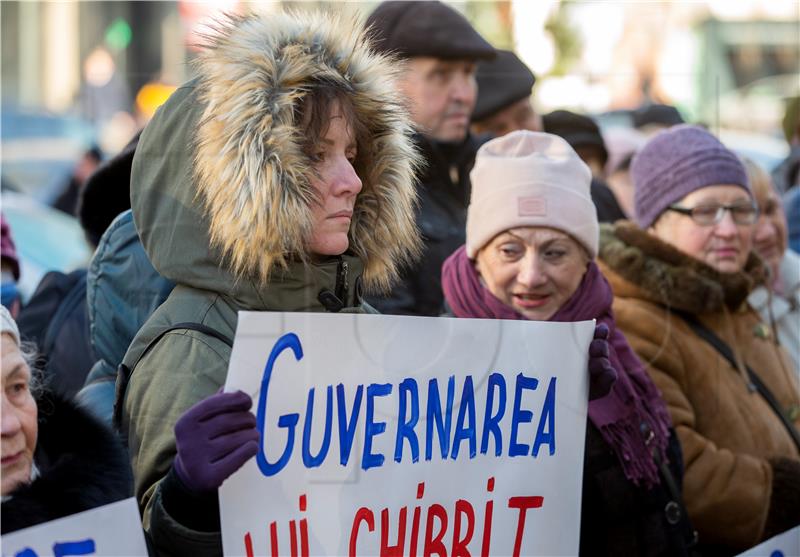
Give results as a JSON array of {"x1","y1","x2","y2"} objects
[
  {"x1": 442, "y1": 130, "x2": 696, "y2": 556},
  {"x1": 52, "y1": 146, "x2": 102, "y2": 216},
  {"x1": 543, "y1": 109, "x2": 609, "y2": 179},
  {"x1": 1, "y1": 306, "x2": 131, "y2": 535},
  {"x1": 14, "y1": 262, "x2": 91, "y2": 398},
  {"x1": 77, "y1": 132, "x2": 140, "y2": 248},
  {"x1": 785, "y1": 186, "x2": 800, "y2": 253},
  {"x1": 14, "y1": 133, "x2": 142, "y2": 400},
  {"x1": 365, "y1": 0, "x2": 495, "y2": 316},
  {"x1": 632, "y1": 103, "x2": 685, "y2": 137},
  {"x1": 599, "y1": 125, "x2": 800, "y2": 554},
  {"x1": 543, "y1": 109, "x2": 626, "y2": 222},
  {"x1": 1, "y1": 215, "x2": 21, "y2": 318},
  {"x1": 743, "y1": 157, "x2": 800, "y2": 380},
  {"x1": 603, "y1": 126, "x2": 647, "y2": 219},
  {"x1": 471, "y1": 49, "x2": 540, "y2": 137},
  {"x1": 119, "y1": 10, "x2": 420, "y2": 555},
  {"x1": 773, "y1": 96, "x2": 800, "y2": 195}
]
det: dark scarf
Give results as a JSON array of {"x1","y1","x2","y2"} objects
[
  {"x1": 442, "y1": 245, "x2": 672, "y2": 487},
  {"x1": 1, "y1": 392, "x2": 132, "y2": 534}
]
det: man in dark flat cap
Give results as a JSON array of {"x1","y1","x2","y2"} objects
[
  {"x1": 365, "y1": 0, "x2": 495, "y2": 316},
  {"x1": 632, "y1": 103, "x2": 685, "y2": 136},
  {"x1": 471, "y1": 49, "x2": 541, "y2": 138}
]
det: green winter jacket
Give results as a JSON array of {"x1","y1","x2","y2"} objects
[{"x1": 120, "y1": 11, "x2": 421, "y2": 556}]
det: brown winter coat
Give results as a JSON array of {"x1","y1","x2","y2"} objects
[{"x1": 598, "y1": 221, "x2": 800, "y2": 553}]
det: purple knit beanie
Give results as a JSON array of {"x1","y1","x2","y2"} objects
[{"x1": 632, "y1": 124, "x2": 750, "y2": 228}]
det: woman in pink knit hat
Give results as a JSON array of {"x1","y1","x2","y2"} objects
[
  {"x1": 598, "y1": 125, "x2": 800, "y2": 553},
  {"x1": 441, "y1": 130, "x2": 695, "y2": 556}
]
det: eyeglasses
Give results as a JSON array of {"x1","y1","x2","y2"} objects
[{"x1": 667, "y1": 202, "x2": 759, "y2": 226}]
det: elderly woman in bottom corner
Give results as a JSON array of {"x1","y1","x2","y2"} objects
[
  {"x1": 1, "y1": 306, "x2": 130, "y2": 534},
  {"x1": 441, "y1": 130, "x2": 696, "y2": 556},
  {"x1": 598, "y1": 125, "x2": 800, "y2": 554}
]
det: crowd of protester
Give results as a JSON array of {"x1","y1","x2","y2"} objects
[{"x1": 2, "y1": 2, "x2": 798, "y2": 556}]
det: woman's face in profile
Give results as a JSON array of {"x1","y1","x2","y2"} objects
[
  {"x1": 752, "y1": 184, "x2": 787, "y2": 277},
  {"x1": 475, "y1": 227, "x2": 589, "y2": 321},
  {"x1": 1, "y1": 333, "x2": 38, "y2": 496},
  {"x1": 307, "y1": 100, "x2": 363, "y2": 256}
]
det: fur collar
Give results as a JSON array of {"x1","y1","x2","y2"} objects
[
  {"x1": 1, "y1": 393, "x2": 131, "y2": 534},
  {"x1": 192, "y1": 11, "x2": 421, "y2": 293},
  {"x1": 599, "y1": 221, "x2": 768, "y2": 313}
]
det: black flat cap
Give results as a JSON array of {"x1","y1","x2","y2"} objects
[
  {"x1": 632, "y1": 103, "x2": 684, "y2": 129},
  {"x1": 473, "y1": 50, "x2": 536, "y2": 122},
  {"x1": 542, "y1": 109, "x2": 608, "y2": 165},
  {"x1": 365, "y1": 1, "x2": 495, "y2": 61}
]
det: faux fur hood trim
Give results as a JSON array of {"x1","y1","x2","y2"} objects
[
  {"x1": 599, "y1": 221, "x2": 768, "y2": 313},
  {"x1": 192, "y1": 11, "x2": 421, "y2": 293}
]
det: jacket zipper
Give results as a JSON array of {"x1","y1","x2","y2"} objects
[{"x1": 335, "y1": 258, "x2": 349, "y2": 306}]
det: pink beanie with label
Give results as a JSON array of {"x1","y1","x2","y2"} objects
[{"x1": 466, "y1": 130, "x2": 598, "y2": 258}]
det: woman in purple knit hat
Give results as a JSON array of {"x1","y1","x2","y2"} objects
[
  {"x1": 442, "y1": 130, "x2": 696, "y2": 556},
  {"x1": 598, "y1": 124, "x2": 800, "y2": 554}
]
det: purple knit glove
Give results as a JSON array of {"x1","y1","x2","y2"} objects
[
  {"x1": 173, "y1": 390, "x2": 260, "y2": 494},
  {"x1": 588, "y1": 323, "x2": 618, "y2": 401}
]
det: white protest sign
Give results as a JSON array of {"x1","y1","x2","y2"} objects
[
  {"x1": 1, "y1": 497, "x2": 147, "y2": 557},
  {"x1": 735, "y1": 526, "x2": 800, "y2": 557},
  {"x1": 221, "y1": 312, "x2": 593, "y2": 557}
]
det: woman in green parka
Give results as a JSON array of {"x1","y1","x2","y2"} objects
[{"x1": 119, "y1": 11, "x2": 421, "y2": 556}]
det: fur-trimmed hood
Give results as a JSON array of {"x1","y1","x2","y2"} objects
[
  {"x1": 599, "y1": 221, "x2": 768, "y2": 313},
  {"x1": 131, "y1": 10, "x2": 420, "y2": 302}
]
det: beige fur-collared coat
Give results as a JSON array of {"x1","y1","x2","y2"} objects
[{"x1": 599, "y1": 221, "x2": 800, "y2": 554}]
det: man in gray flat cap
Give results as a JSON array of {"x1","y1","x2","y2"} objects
[
  {"x1": 365, "y1": 0, "x2": 495, "y2": 316},
  {"x1": 471, "y1": 49, "x2": 541, "y2": 138}
]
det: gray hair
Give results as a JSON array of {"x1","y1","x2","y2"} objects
[{"x1": 18, "y1": 340, "x2": 45, "y2": 399}]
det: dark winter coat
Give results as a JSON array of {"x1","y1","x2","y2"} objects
[
  {"x1": 16, "y1": 270, "x2": 93, "y2": 398},
  {"x1": 581, "y1": 424, "x2": 694, "y2": 556},
  {"x1": 1, "y1": 392, "x2": 132, "y2": 534},
  {"x1": 369, "y1": 132, "x2": 488, "y2": 316}
]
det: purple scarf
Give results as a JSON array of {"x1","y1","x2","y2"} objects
[{"x1": 442, "y1": 245, "x2": 672, "y2": 488}]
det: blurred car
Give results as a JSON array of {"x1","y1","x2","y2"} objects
[
  {"x1": 596, "y1": 109, "x2": 635, "y2": 130},
  {"x1": 1, "y1": 190, "x2": 92, "y2": 302},
  {"x1": 1, "y1": 106, "x2": 96, "y2": 204},
  {"x1": 718, "y1": 128, "x2": 788, "y2": 173}
]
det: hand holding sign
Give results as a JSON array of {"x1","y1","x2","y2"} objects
[
  {"x1": 588, "y1": 323, "x2": 617, "y2": 401},
  {"x1": 174, "y1": 390, "x2": 261, "y2": 493}
]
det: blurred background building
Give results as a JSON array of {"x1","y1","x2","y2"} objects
[
  {"x1": 0, "y1": 0, "x2": 797, "y2": 302},
  {"x1": 1, "y1": 0, "x2": 798, "y2": 196}
]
